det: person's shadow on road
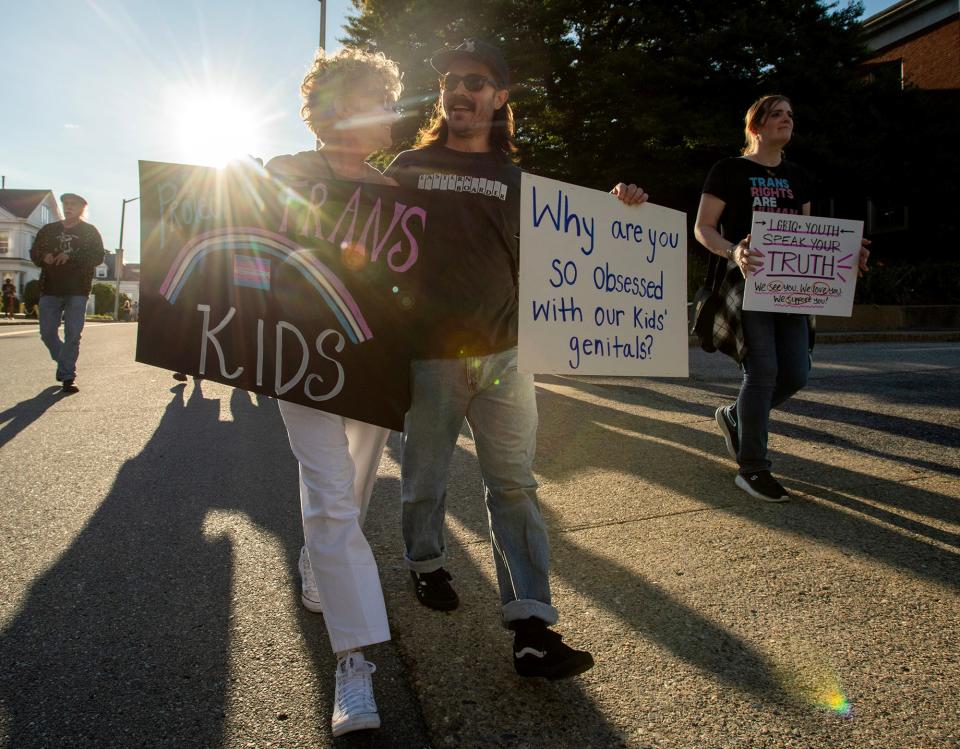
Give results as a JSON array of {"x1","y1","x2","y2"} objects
[
  {"x1": 0, "y1": 386, "x2": 63, "y2": 450},
  {"x1": 0, "y1": 383, "x2": 303, "y2": 747}
]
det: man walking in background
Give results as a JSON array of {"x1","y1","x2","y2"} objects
[{"x1": 30, "y1": 192, "x2": 105, "y2": 394}]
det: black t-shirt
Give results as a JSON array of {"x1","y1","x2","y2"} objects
[
  {"x1": 29, "y1": 220, "x2": 106, "y2": 296},
  {"x1": 384, "y1": 145, "x2": 521, "y2": 358},
  {"x1": 702, "y1": 156, "x2": 812, "y2": 245}
]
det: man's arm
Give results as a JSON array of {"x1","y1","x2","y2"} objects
[
  {"x1": 84, "y1": 226, "x2": 106, "y2": 267},
  {"x1": 610, "y1": 182, "x2": 648, "y2": 205},
  {"x1": 29, "y1": 227, "x2": 53, "y2": 267}
]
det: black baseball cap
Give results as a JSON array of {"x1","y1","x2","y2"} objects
[{"x1": 430, "y1": 38, "x2": 510, "y2": 88}]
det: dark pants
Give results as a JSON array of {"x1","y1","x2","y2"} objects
[{"x1": 729, "y1": 310, "x2": 810, "y2": 474}]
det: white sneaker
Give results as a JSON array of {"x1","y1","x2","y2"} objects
[
  {"x1": 331, "y1": 652, "x2": 380, "y2": 737},
  {"x1": 298, "y1": 546, "x2": 323, "y2": 613}
]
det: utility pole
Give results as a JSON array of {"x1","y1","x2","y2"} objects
[
  {"x1": 318, "y1": 0, "x2": 326, "y2": 52},
  {"x1": 316, "y1": 0, "x2": 327, "y2": 152},
  {"x1": 114, "y1": 196, "x2": 140, "y2": 321}
]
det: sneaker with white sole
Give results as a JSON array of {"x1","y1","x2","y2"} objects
[
  {"x1": 512, "y1": 618, "x2": 594, "y2": 680},
  {"x1": 298, "y1": 546, "x2": 323, "y2": 613},
  {"x1": 331, "y1": 651, "x2": 380, "y2": 737},
  {"x1": 715, "y1": 404, "x2": 739, "y2": 461},
  {"x1": 735, "y1": 471, "x2": 789, "y2": 502},
  {"x1": 410, "y1": 568, "x2": 459, "y2": 610}
]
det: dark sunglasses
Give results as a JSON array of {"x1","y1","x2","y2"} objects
[{"x1": 440, "y1": 72, "x2": 499, "y2": 92}]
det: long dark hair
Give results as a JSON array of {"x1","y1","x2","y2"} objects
[{"x1": 414, "y1": 98, "x2": 519, "y2": 162}]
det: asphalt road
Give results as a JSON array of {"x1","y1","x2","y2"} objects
[{"x1": 1, "y1": 323, "x2": 957, "y2": 748}]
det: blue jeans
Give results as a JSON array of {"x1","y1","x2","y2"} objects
[
  {"x1": 401, "y1": 347, "x2": 557, "y2": 625},
  {"x1": 39, "y1": 295, "x2": 88, "y2": 382},
  {"x1": 728, "y1": 310, "x2": 810, "y2": 474}
]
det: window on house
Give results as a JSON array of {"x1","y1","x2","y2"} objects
[
  {"x1": 0, "y1": 233, "x2": 9, "y2": 254},
  {"x1": 866, "y1": 59, "x2": 903, "y2": 89},
  {"x1": 40, "y1": 205, "x2": 51, "y2": 225}
]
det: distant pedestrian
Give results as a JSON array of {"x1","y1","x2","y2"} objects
[
  {"x1": 122, "y1": 297, "x2": 132, "y2": 321},
  {"x1": 30, "y1": 193, "x2": 105, "y2": 394},
  {"x1": 694, "y1": 95, "x2": 869, "y2": 501},
  {"x1": 2, "y1": 278, "x2": 16, "y2": 319}
]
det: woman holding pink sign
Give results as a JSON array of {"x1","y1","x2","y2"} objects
[{"x1": 693, "y1": 94, "x2": 868, "y2": 502}]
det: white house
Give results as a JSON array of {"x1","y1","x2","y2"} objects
[
  {"x1": 92, "y1": 252, "x2": 140, "y2": 314},
  {"x1": 0, "y1": 189, "x2": 61, "y2": 296}
]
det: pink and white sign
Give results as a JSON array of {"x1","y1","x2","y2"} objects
[{"x1": 742, "y1": 211, "x2": 863, "y2": 317}]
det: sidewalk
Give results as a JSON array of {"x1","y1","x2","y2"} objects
[{"x1": 360, "y1": 342, "x2": 960, "y2": 748}]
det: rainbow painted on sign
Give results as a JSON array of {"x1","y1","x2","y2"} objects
[{"x1": 157, "y1": 227, "x2": 373, "y2": 344}]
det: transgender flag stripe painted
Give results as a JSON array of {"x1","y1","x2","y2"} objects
[{"x1": 158, "y1": 227, "x2": 372, "y2": 344}]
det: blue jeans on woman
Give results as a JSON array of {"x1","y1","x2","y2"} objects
[
  {"x1": 726, "y1": 310, "x2": 810, "y2": 474},
  {"x1": 400, "y1": 346, "x2": 557, "y2": 625},
  {"x1": 39, "y1": 295, "x2": 88, "y2": 382}
]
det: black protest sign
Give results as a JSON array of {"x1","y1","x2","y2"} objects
[{"x1": 136, "y1": 160, "x2": 428, "y2": 431}]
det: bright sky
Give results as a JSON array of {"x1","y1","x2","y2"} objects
[{"x1": 2, "y1": 0, "x2": 894, "y2": 263}]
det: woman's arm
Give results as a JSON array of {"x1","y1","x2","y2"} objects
[{"x1": 694, "y1": 193, "x2": 761, "y2": 277}]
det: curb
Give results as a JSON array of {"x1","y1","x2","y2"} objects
[{"x1": 688, "y1": 330, "x2": 960, "y2": 347}]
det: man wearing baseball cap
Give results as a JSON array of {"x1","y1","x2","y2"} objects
[
  {"x1": 30, "y1": 192, "x2": 105, "y2": 393},
  {"x1": 385, "y1": 38, "x2": 646, "y2": 679}
]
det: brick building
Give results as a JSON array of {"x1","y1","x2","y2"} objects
[{"x1": 862, "y1": 0, "x2": 959, "y2": 90}]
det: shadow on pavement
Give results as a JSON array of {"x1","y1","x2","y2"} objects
[
  {"x1": 533, "y1": 381, "x2": 960, "y2": 590},
  {"x1": 0, "y1": 386, "x2": 64, "y2": 449},
  {"x1": 0, "y1": 381, "x2": 431, "y2": 749},
  {"x1": 379, "y1": 436, "x2": 635, "y2": 748}
]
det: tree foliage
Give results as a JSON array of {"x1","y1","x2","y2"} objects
[{"x1": 344, "y1": 0, "x2": 957, "y2": 260}]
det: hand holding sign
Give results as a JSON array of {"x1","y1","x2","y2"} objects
[{"x1": 742, "y1": 211, "x2": 864, "y2": 317}]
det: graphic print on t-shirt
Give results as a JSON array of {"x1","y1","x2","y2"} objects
[
  {"x1": 416, "y1": 172, "x2": 509, "y2": 200},
  {"x1": 749, "y1": 176, "x2": 799, "y2": 213},
  {"x1": 56, "y1": 231, "x2": 79, "y2": 256}
]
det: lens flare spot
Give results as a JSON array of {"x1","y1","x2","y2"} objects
[
  {"x1": 494, "y1": 378, "x2": 500, "y2": 385},
  {"x1": 819, "y1": 688, "x2": 852, "y2": 717},
  {"x1": 392, "y1": 286, "x2": 399, "y2": 294},
  {"x1": 340, "y1": 241, "x2": 369, "y2": 270}
]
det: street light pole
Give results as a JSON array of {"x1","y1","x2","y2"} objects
[
  {"x1": 114, "y1": 196, "x2": 140, "y2": 321},
  {"x1": 318, "y1": 0, "x2": 326, "y2": 52},
  {"x1": 316, "y1": 0, "x2": 327, "y2": 152}
]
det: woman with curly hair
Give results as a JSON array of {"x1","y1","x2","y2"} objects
[{"x1": 265, "y1": 47, "x2": 402, "y2": 738}]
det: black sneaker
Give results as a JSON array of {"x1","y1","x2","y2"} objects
[
  {"x1": 512, "y1": 619, "x2": 594, "y2": 680},
  {"x1": 735, "y1": 471, "x2": 789, "y2": 502},
  {"x1": 60, "y1": 379, "x2": 79, "y2": 394},
  {"x1": 715, "y1": 405, "x2": 739, "y2": 460},
  {"x1": 410, "y1": 568, "x2": 459, "y2": 611}
]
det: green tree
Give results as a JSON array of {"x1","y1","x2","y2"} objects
[
  {"x1": 344, "y1": 0, "x2": 958, "y2": 264},
  {"x1": 345, "y1": 1, "x2": 865, "y2": 192},
  {"x1": 91, "y1": 282, "x2": 116, "y2": 315}
]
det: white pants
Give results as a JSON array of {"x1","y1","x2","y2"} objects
[{"x1": 278, "y1": 399, "x2": 391, "y2": 653}]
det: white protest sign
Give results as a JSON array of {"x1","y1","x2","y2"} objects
[
  {"x1": 519, "y1": 173, "x2": 688, "y2": 376},
  {"x1": 743, "y1": 212, "x2": 863, "y2": 317}
]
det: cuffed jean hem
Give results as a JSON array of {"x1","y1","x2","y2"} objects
[
  {"x1": 404, "y1": 553, "x2": 446, "y2": 574},
  {"x1": 502, "y1": 599, "x2": 558, "y2": 626}
]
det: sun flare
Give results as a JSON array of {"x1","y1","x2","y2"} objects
[{"x1": 170, "y1": 88, "x2": 265, "y2": 168}]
